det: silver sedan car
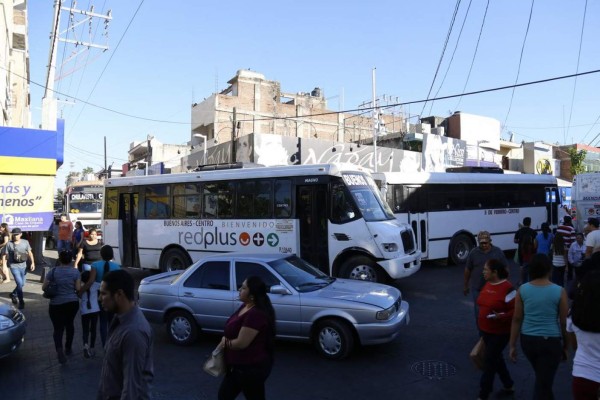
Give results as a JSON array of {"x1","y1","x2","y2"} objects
[
  {"x1": 0, "y1": 300, "x2": 27, "y2": 359},
  {"x1": 138, "y1": 253, "x2": 409, "y2": 359}
]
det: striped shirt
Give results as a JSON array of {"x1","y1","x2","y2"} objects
[{"x1": 556, "y1": 224, "x2": 576, "y2": 250}]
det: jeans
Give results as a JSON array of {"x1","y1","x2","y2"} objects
[
  {"x1": 57, "y1": 239, "x2": 72, "y2": 253},
  {"x1": 99, "y1": 309, "x2": 114, "y2": 347},
  {"x1": 521, "y1": 334, "x2": 562, "y2": 400},
  {"x1": 552, "y1": 266, "x2": 565, "y2": 287},
  {"x1": 471, "y1": 288, "x2": 481, "y2": 331},
  {"x1": 479, "y1": 332, "x2": 513, "y2": 399},
  {"x1": 572, "y1": 376, "x2": 600, "y2": 400},
  {"x1": 10, "y1": 266, "x2": 27, "y2": 302},
  {"x1": 81, "y1": 312, "x2": 99, "y2": 347},
  {"x1": 48, "y1": 301, "x2": 79, "y2": 351},
  {"x1": 218, "y1": 359, "x2": 272, "y2": 400}
]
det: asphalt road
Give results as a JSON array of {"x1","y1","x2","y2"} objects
[{"x1": 0, "y1": 252, "x2": 573, "y2": 399}]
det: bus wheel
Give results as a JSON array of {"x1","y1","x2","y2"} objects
[
  {"x1": 313, "y1": 319, "x2": 354, "y2": 360},
  {"x1": 166, "y1": 310, "x2": 198, "y2": 346},
  {"x1": 340, "y1": 256, "x2": 381, "y2": 282},
  {"x1": 449, "y1": 234, "x2": 474, "y2": 265},
  {"x1": 160, "y1": 248, "x2": 191, "y2": 272}
]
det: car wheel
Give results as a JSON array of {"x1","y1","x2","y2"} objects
[
  {"x1": 314, "y1": 319, "x2": 354, "y2": 360},
  {"x1": 449, "y1": 234, "x2": 474, "y2": 265},
  {"x1": 166, "y1": 310, "x2": 198, "y2": 346},
  {"x1": 160, "y1": 248, "x2": 191, "y2": 273},
  {"x1": 340, "y1": 256, "x2": 382, "y2": 283}
]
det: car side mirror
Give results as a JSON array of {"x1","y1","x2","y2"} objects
[{"x1": 270, "y1": 285, "x2": 291, "y2": 295}]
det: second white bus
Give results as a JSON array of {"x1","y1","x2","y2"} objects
[
  {"x1": 374, "y1": 171, "x2": 560, "y2": 264},
  {"x1": 103, "y1": 163, "x2": 421, "y2": 282}
]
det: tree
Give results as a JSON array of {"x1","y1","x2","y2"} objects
[
  {"x1": 82, "y1": 167, "x2": 94, "y2": 175},
  {"x1": 568, "y1": 148, "x2": 587, "y2": 177},
  {"x1": 55, "y1": 188, "x2": 64, "y2": 202},
  {"x1": 65, "y1": 171, "x2": 80, "y2": 187}
]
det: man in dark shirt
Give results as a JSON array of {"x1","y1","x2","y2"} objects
[
  {"x1": 513, "y1": 217, "x2": 537, "y2": 264},
  {"x1": 98, "y1": 270, "x2": 154, "y2": 400},
  {"x1": 464, "y1": 231, "x2": 508, "y2": 330}
]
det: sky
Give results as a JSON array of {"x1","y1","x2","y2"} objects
[{"x1": 26, "y1": 0, "x2": 600, "y2": 188}]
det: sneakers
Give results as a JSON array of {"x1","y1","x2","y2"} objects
[
  {"x1": 83, "y1": 345, "x2": 91, "y2": 359},
  {"x1": 10, "y1": 292, "x2": 18, "y2": 304},
  {"x1": 57, "y1": 349, "x2": 67, "y2": 364}
]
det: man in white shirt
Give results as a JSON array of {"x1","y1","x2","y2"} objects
[
  {"x1": 584, "y1": 218, "x2": 600, "y2": 259},
  {"x1": 568, "y1": 233, "x2": 586, "y2": 280}
]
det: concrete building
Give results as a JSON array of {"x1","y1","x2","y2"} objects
[{"x1": 0, "y1": 0, "x2": 30, "y2": 128}]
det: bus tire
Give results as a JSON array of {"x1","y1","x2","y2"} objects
[
  {"x1": 160, "y1": 248, "x2": 191, "y2": 273},
  {"x1": 166, "y1": 310, "x2": 198, "y2": 346},
  {"x1": 449, "y1": 234, "x2": 474, "y2": 265},
  {"x1": 313, "y1": 318, "x2": 354, "y2": 360},
  {"x1": 340, "y1": 256, "x2": 382, "y2": 283}
]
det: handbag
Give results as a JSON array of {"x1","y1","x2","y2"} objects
[
  {"x1": 43, "y1": 268, "x2": 59, "y2": 299},
  {"x1": 203, "y1": 346, "x2": 226, "y2": 377},
  {"x1": 469, "y1": 337, "x2": 486, "y2": 370}
]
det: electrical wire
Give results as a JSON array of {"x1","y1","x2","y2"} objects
[
  {"x1": 55, "y1": 0, "x2": 75, "y2": 96},
  {"x1": 428, "y1": 0, "x2": 473, "y2": 115},
  {"x1": 502, "y1": 0, "x2": 536, "y2": 130},
  {"x1": 570, "y1": 0, "x2": 589, "y2": 143},
  {"x1": 68, "y1": 0, "x2": 145, "y2": 138},
  {"x1": 419, "y1": 0, "x2": 462, "y2": 117},
  {"x1": 455, "y1": 0, "x2": 489, "y2": 110}
]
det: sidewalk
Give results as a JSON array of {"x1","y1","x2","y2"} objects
[{"x1": 0, "y1": 249, "x2": 103, "y2": 399}]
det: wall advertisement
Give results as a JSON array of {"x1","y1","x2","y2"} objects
[{"x1": 0, "y1": 175, "x2": 54, "y2": 231}]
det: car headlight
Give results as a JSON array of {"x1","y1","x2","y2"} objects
[
  {"x1": 0, "y1": 315, "x2": 15, "y2": 330},
  {"x1": 376, "y1": 304, "x2": 397, "y2": 320},
  {"x1": 381, "y1": 243, "x2": 398, "y2": 252}
]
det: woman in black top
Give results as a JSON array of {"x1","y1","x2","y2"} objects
[{"x1": 74, "y1": 228, "x2": 102, "y2": 271}]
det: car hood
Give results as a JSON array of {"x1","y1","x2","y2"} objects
[
  {"x1": 140, "y1": 271, "x2": 183, "y2": 286},
  {"x1": 313, "y1": 279, "x2": 400, "y2": 308}
]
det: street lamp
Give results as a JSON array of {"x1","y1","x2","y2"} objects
[{"x1": 193, "y1": 133, "x2": 207, "y2": 166}]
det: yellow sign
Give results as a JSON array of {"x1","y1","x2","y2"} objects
[{"x1": 0, "y1": 175, "x2": 54, "y2": 230}]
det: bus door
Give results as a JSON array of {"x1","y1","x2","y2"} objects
[
  {"x1": 296, "y1": 184, "x2": 329, "y2": 274},
  {"x1": 402, "y1": 185, "x2": 428, "y2": 258},
  {"x1": 119, "y1": 192, "x2": 140, "y2": 269},
  {"x1": 545, "y1": 187, "x2": 560, "y2": 227}
]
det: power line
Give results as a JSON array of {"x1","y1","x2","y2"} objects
[
  {"x1": 502, "y1": 0, "x2": 536, "y2": 130},
  {"x1": 419, "y1": 0, "x2": 462, "y2": 117},
  {"x1": 5, "y1": 64, "x2": 600, "y2": 126},
  {"x1": 569, "y1": 0, "x2": 588, "y2": 142},
  {"x1": 428, "y1": 0, "x2": 473, "y2": 115},
  {"x1": 455, "y1": 0, "x2": 489, "y2": 110}
]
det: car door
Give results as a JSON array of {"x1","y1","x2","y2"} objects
[
  {"x1": 179, "y1": 260, "x2": 236, "y2": 332},
  {"x1": 234, "y1": 261, "x2": 302, "y2": 339}
]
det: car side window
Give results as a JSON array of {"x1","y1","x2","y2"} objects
[
  {"x1": 184, "y1": 261, "x2": 230, "y2": 290},
  {"x1": 234, "y1": 262, "x2": 280, "y2": 291}
]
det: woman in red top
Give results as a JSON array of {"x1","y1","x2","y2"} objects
[
  {"x1": 218, "y1": 276, "x2": 276, "y2": 400},
  {"x1": 476, "y1": 259, "x2": 516, "y2": 400}
]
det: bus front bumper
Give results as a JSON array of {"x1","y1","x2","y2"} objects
[{"x1": 378, "y1": 252, "x2": 421, "y2": 279}]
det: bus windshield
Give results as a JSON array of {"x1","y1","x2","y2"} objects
[
  {"x1": 69, "y1": 201, "x2": 102, "y2": 213},
  {"x1": 342, "y1": 173, "x2": 394, "y2": 221}
]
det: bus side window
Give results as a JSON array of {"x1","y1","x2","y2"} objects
[
  {"x1": 274, "y1": 179, "x2": 291, "y2": 218},
  {"x1": 331, "y1": 183, "x2": 356, "y2": 224},
  {"x1": 104, "y1": 189, "x2": 118, "y2": 219}
]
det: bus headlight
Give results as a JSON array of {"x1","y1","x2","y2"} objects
[
  {"x1": 381, "y1": 243, "x2": 398, "y2": 252},
  {"x1": 376, "y1": 305, "x2": 396, "y2": 320}
]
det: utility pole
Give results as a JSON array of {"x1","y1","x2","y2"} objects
[
  {"x1": 231, "y1": 107, "x2": 237, "y2": 163},
  {"x1": 372, "y1": 68, "x2": 378, "y2": 173},
  {"x1": 42, "y1": 1, "x2": 112, "y2": 130}
]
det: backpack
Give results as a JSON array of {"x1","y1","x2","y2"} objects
[{"x1": 518, "y1": 228, "x2": 536, "y2": 263}]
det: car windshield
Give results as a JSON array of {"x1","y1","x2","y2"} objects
[
  {"x1": 69, "y1": 201, "x2": 102, "y2": 213},
  {"x1": 342, "y1": 173, "x2": 394, "y2": 221},
  {"x1": 268, "y1": 256, "x2": 335, "y2": 293}
]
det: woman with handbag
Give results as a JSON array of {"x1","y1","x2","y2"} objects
[
  {"x1": 476, "y1": 259, "x2": 516, "y2": 400},
  {"x1": 217, "y1": 276, "x2": 276, "y2": 400},
  {"x1": 42, "y1": 250, "x2": 81, "y2": 364}
]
